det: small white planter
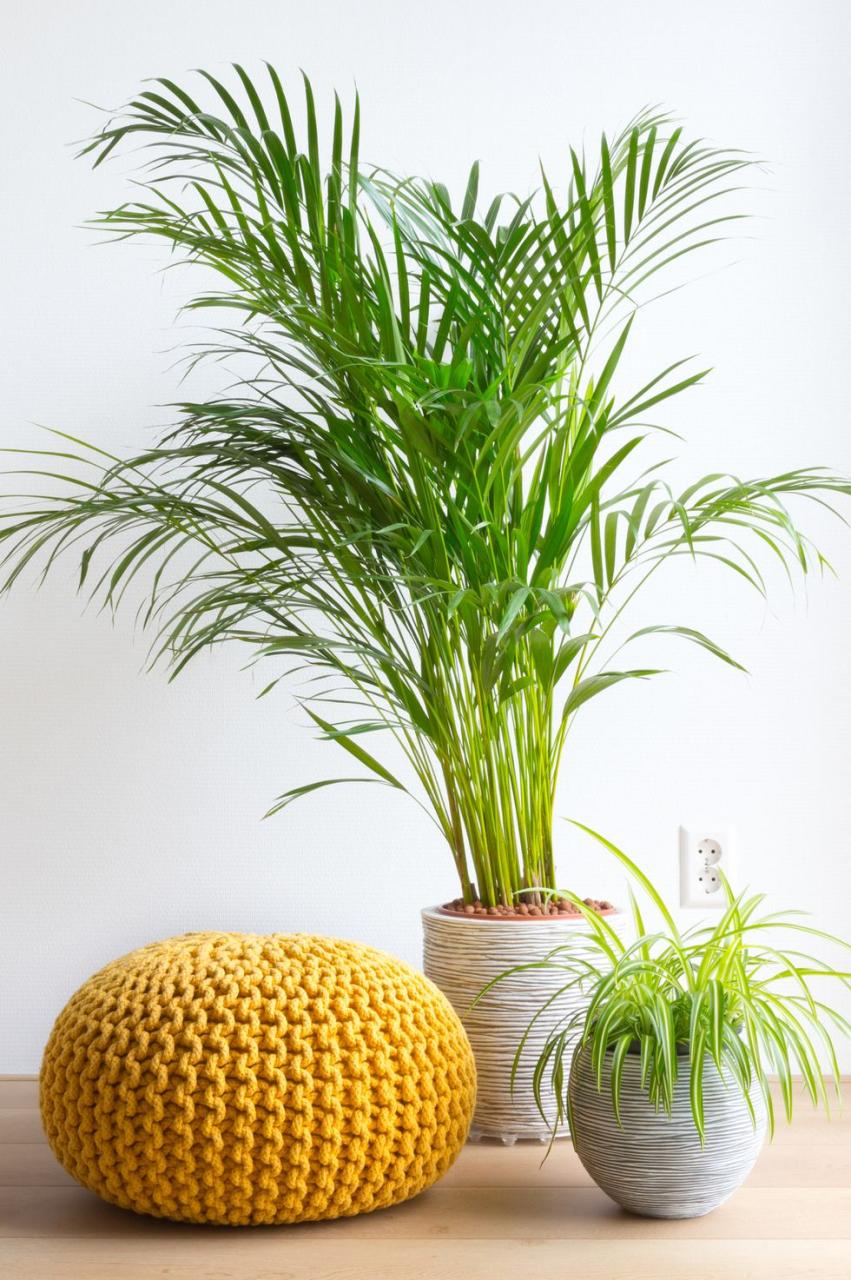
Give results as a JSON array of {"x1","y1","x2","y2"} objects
[
  {"x1": 568, "y1": 1044, "x2": 767, "y2": 1217},
  {"x1": 422, "y1": 906, "x2": 622, "y2": 1142}
]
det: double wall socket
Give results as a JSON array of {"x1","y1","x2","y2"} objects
[{"x1": 679, "y1": 826, "x2": 735, "y2": 908}]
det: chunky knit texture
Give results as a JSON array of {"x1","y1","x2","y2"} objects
[{"x1": 40, "y1": 932, "x2": 476, "y2": 1225}]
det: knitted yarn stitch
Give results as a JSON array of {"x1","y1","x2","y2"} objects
[{"x1": 40, "y1": 932, "x2": 476, "y2": 1225}]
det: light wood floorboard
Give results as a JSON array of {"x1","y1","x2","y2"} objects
[
  {"x1": 1, "y1": 1076, "x2": 848, "y2": 1277},
  {"x1": 3, "y1": 1239, "x2": 851, "y2": 1280}
]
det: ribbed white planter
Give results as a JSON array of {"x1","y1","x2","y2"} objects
[
  {"x1": 422, "y1": 906, "x2": 622, "y2": 1142},
  {"x1": 568, "y1": 1044, "x2": 767, "y2": 1217}
]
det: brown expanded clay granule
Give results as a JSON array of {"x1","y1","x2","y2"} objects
[{"x1": 440, "y1": 896, "x2": 615, "y2": 920}]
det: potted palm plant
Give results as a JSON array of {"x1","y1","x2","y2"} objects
[
  {"x1": 1, "y1": 67, "x2": 848, "y2": 1139},
  {"x1": 503, "y1": 825, "x2": 851, "y2": 1214}
]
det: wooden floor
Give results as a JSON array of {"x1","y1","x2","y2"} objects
[{"x1": 1, "y1": 1078, "x2": 849, "y2": 1279}]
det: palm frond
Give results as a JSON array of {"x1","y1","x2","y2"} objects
[{"x1": 1, "y1": 67, "x2": 849, "y2": 904}]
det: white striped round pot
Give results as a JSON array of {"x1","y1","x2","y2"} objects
[
  {"x1": 421, "y1": 906, "x2": 623, "y2": 1143},
  {"x1": 568, "y1": 1044, "x2": 767, "y2": 1217}
]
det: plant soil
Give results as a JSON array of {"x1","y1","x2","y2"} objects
[{"x1": 439, "y1": 896, "x2": 615, "y2": 920}]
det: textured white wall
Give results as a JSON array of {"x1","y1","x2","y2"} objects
[{"x1": 2, "y1": 0, "x2": 850, "y2": 1072}]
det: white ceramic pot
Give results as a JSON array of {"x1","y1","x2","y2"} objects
[
  {"x1": 421, "y1": 906, "x2": 622, "y2": 1143},
  {"x1": 568, "y1": 1043, "x2": 767, "y2": 1217}
]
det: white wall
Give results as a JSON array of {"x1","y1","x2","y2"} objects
[{"x1": 2, "y1": 0, "x2": 850, "y2": 1073}]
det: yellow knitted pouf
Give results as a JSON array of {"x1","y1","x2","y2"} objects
[{"x1": 40, "y1": 932, "x2": 476, "y2": 1225}]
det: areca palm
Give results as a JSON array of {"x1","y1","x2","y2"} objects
[{"x1": 1, "y1": 67, "x2": 847, "y2": 905}]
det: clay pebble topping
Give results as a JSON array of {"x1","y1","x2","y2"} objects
[{"x1": 440, "y1": 896, "x2": 614, "y2": 920}]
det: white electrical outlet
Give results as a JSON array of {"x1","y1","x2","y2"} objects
[{"x1": 679, "y1": 827, "x2": 735, "y2": 908}]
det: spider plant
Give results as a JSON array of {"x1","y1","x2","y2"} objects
[
  {"x1": 509, "y1": 824, "x2": 851, "y2": 1141},
  {"x1": 1, "y1": 67, "x2": 848, "y2": 907}
]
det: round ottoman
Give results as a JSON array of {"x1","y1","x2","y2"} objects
[{"x1": 40, "y1": 932, "x2": 476, "y2": 1224}]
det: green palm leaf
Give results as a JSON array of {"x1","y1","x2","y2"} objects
[{"x1": 1, "y1": 67, "x2": 849, "y2": 906}]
